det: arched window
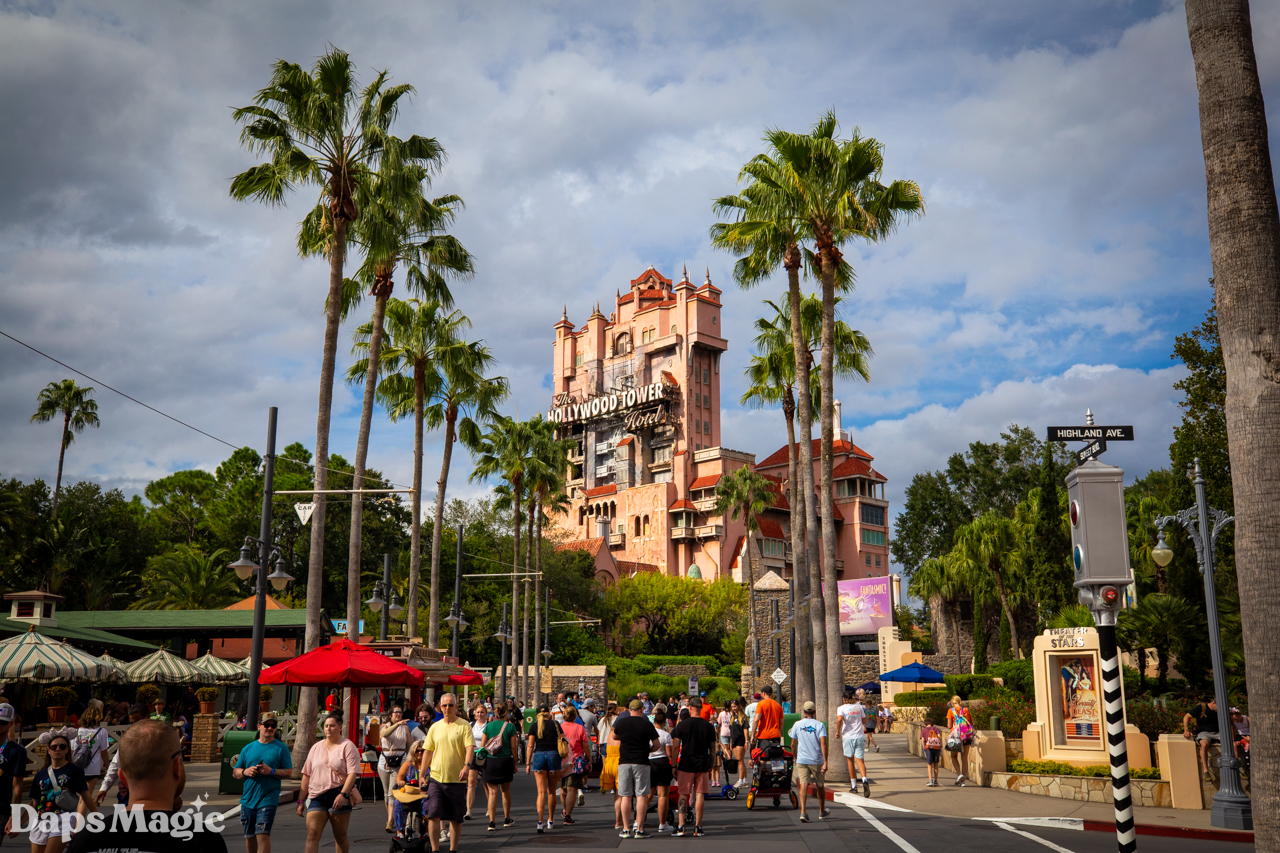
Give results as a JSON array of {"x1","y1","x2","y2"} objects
[
  {"x1": 610, "y1": 501, "x2": 616, "y2": 518},
  {"x1": 643, "y1": 515, "x2": 650, "y2": 536},
  {"x1": 671, "y1": 324, "x2": 677, "y2": 336},
  {"x1": 634, "y1": 516, "x2": 641, "y2": 537},
  {"x1": 616, "y1": 332, "x2": 631, "y2": 354}
]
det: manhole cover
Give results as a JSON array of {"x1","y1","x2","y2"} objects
[{"x1": 535, "y1": 836, "x2": 600, "y2": 844}]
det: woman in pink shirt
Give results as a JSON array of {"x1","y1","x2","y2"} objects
[{"x1": 296, "y1": 714, "x2": 363, "y2": 853}]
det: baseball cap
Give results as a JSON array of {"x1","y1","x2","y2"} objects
[
  {"x1": 0, "y1": 704, "x2": 14, "y2": 723},
  {"x1": 628, "y1": 699, "x2": 644, "y2": 711},
  {"x1": 803, "y1": 701, "x2": 816, "y2": 712},
  {"x1": 753, "y1": 693, "x2": 761, "y2": 700}
]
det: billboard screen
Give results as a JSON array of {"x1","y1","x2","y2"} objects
[{"x1": 837, "y1": 577, "x2": 893, "y2": 635}]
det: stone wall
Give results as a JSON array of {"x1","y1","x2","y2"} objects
[
  {"x1": 656, "y1": 665, "x2": 710, "y2": 678},
  {"x1": 746, "y1": 582, "x2": 794, "y2": 696},
  {"x1": 989, "y1": 771, "x2": 1172, "y2": 808},
  {"x1": 190, "y1": 714, "x2": 221, "y2": 763},
  {"x1": 928, "y1": 595, "x2": 975, "y2": 663}
]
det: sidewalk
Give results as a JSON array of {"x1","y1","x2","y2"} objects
[
  {"x1": 182, "y1": 762, "x2": 301, "y2": 814},
  {"x1": 814, "y1": 733, "x2": 1253, "y2": 840}
]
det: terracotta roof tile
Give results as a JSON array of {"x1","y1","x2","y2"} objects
[
  {"x1": 585, "y1": 484, "x2": 617, "y2": 498},
  {"x1": 690, "y1": 474, "x2": 721, "y2": 490},
  {"x1": 669, "y1": 499, "x2": 696, "y2": 511},
  {"x1": 756, "y1": 438, "x2": 872, "y2": 470},
  {"x1": 630, "y1": 269, "x2": 672, "y2": 287},
  {"x1": 727, "y1": 535, "x2": 745, "y2": 570},
  {"x1": 617, "y1": 437, "x2": 634, "y2": 446},
  {"x1": 832, "y1": 457, "x2": 886, "y2": 481},
  {"x1": 756, "y1": 517, "x2": 785, "y2": 539},
  {"x1": 617, "y1": 560, "x2": 660, "y2": 576},
  {"x1": 555, "y1": 538, "x2": 605, "y2": 557},
  {"x1": 661, "y1": 370, "x2": 679, "y2": 387}
]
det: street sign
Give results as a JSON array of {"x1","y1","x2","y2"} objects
[
  {"x1": 771, "y1": 668, "x2": 787, "y2": 684},
  {"x1": 1077, "y1": 439, "x2": 1107, "y2": 464},
  {"x1": 1047, "y1": 425, "x2": 1134, "y2": 442},
  {"x1": 687, "y1": 676, "x2": 699, "y2": 695},
  {"x1": 295, "y1": 502, "x2": 315, "y2": 524}
]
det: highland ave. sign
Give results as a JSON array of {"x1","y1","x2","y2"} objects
[{"x1": 549, "y1": 381, "x2": 675, "y2": 425}]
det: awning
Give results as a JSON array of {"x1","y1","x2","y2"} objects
[
  {"x1": 0, "y1": 628, "x2": 118, "y2": 684},
  {"x1": 122, "y1": 649, "x2": 213, "y2": 684},
  {"x1": 190, "y1": 653, "x2": 250, "y2": 685}
]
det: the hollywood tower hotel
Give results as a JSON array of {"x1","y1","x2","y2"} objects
[{"x1": 548, "y1": 265, "x2": 892, "y2": 590}]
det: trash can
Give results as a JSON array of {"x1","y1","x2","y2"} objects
[{"x1": 220, "y1": 730, "x2": 256, "y2": 795}]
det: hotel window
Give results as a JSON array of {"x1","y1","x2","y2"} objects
[
  {"x1": 635, "y1": 517, "x2": 641, "y2": 537},
  {"x1": 759, "y1": 539, "x2": 784, "y2": 558},
  {"x1": 865, "y1": 554, "x2": 872, "y2": 566},
  {"x1": 652, "y1": 445, "x2": 672, "y2": 465},
  {"x1": 643, "y1": 515, "x2": 650, "y2": 535},
  {"x1": 860, "y1": 504, "x2": 885, "y2": 526},
  {"x1": 836, "y1": 480, "x2": 854, "y2": 498},
  {"x1": 703, "y1": 394, "x2": 710, "y2": 407},
  {"x1": 575, "y1": 352, "x2": 583, "y2": 367},
  {"x1": 861, "y1": 529, "x2": 886, "y2": 547},
  {"x1": 876, "y1": 556, "x2": 882, "y2": 568},
  {"x1": 703, "y1": 421, "x2": 711, "y2": 435},
  {"x1": 671, "y1": 324, "x2": 677, "y2": 336},
  {"x1": 702, "y1": 369, "x2": 710, "y2": 383}
]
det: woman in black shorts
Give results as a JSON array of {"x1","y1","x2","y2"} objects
[
  {"x1": 481, "y1": 706, "x2": 519, "y2": 831},
  {"x1": 648, "y1": 710, "x2": 676, "y2": 833}
]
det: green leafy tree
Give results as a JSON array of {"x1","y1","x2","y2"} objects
[
  {"x1": 1129, "y1": 593, "x2": 1201, "y2": 691},
  {"x1": 600, "y1": 574, "x2": 746, "y2": 656},
  {"x1": 892, "y1": 472, "x2": 969, "y2": 582},
  {"x1": 953, "y1": 512, "x2": 1027, "y2": 658},
  {"x1": 714, "y1": 465, "x2": 773, "y2": 680},
  {"x1": 132, "y1": 545, "x2": 241, "y2": 610},
  {"x1": 144, "y1": 470, "x2": 218, "y2": 545},
  {"x1": 909, "y1": 554, "x2": 967, "y2": 670},
  {"x1": 1027, "y1": 443, "x2": 1074, "y2": 616},
  {"x1": 30, "y1": 379, "x2": 100, "y2": 515}
]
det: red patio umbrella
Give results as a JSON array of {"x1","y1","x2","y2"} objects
[
  {"x1": 259, "y1": 638, "x2": 425, "y2": 687},
  {"x1": 445, "y1": 666, "x2": 483, "y2": 687}
]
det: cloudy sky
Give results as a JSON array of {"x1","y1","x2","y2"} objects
[{"x1": 3, "y1": 0, "x2": 1276, "y2": 555}]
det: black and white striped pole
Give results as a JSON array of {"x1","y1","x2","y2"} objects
[{"x1": 1065, "y1": 454, "x2": 1137, "y2": 853}]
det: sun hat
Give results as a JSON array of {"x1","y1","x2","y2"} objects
[{"x1": 393, "y1": 785, "x2": 427, "y2": 804}]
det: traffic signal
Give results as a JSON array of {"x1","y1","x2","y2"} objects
[{"x1": 1064, "y1": 459, "x2": 1133, "y2": 613}]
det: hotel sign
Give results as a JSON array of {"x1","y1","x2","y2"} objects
[{"x1": 549, "y1": 381, "x2": 676, "y2": 425}]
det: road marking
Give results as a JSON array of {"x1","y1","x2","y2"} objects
[
  {"x1": 974, "y1": 817, "x2": 1083, "y2": 831},
  {"x1": 832, "y1": 791, "x2": 913, "y2": 812},
  {"x1": 994, "y1": 821, "x2": 1078, "y2": 853},
  {"x1": 848, "y1": 805, "x2": 923, "y2": 853}
]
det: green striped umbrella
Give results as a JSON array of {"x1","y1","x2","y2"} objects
[
  {"x1": 0, "y1": 629, "x2": 118, "y2": 683},
  {"x1": 121, "y1": 649, "x2": 212, "y2": 685},
  {"x1": 190, "y1": 653, "x2": 249, "y2": 684},
  {"x1": 95, "y1": 653, "x2": 131, "y2": 683}
]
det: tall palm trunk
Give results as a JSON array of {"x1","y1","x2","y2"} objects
[
  {"x1": 510, "y1": 475, "x2": 522, "y2": 704},
  {"x1": 990, "y1": 559, "x2": 1021, "y2": 655},
  {"x1": 744, "y1": 510, "x2": 758, "y2": 688},
  {"x1": 1186, "y1": 3, "x2": 1280, "y2": 843},
  {"x1": 407, "y1": 364, "x2": 425, "y2": 639},
  {"x1": 296, "y1": 215, "x2": 349, "y2": 772},
  {"x1": 523, "y1": 497, "x2": 533, "y2": 702},
  {"x1": 817, "y1": 259, "x2": 845, "y2": 781},
  {"x1": 52, "y1": 415, "x2": 69, "y2": 515},
  {"x1": 534, "y1": 493, "x2": 543, "y2": 704},
  {"x1": 952, "y1": 601, "x2": 963, "y2": 675},
  {"x1": 783, "y1": 396, "x2": 814, "y2": 704},
  {"x1": 428, "y1": 408, "x2": 458, "y2": 649},
  {"x1": 347, "y1": 285, "x2": 392, "y2": 640}
]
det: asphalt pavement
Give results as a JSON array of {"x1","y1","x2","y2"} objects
[{"x1": 224, "y1": 771, "x2": 1253, "y2": 853}]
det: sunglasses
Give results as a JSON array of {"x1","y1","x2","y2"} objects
[
  {"x1": 47, "y1": 744, "x2": 68, "y2": 751},
  {"x1": 261, "y1": 722, "x2": 278, "y2": 729}
]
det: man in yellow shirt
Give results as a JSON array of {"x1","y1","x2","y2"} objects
[{"x1": 420, "y1": 693, "x2": 474, "y2": 852}]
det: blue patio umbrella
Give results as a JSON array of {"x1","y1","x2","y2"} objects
[{"x1": 879, "y1": 661, "x2": 948, "y2": 694}]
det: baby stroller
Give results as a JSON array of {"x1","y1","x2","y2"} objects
[
  {"x1": 390, "y1": 786, "x2": 429, "y2": 852},
  {"x1": 746, "y1": 744, "x2": 798, "y2": 810}
]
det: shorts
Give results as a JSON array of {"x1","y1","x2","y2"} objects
[
  {"x1": 842, "y1": 736, "x2": 867, "y2": 759},
  {"x1": 923, "y1": 748, "x2": 941, "y2": 765},
  {"x1": 425, "y1": 779, "x2": 467, "y2": 823},
  {"x1": 719, "y1": 735, "x2": 731, "y2": 745},
  {"x1": 306, "y1": 787, "x2": 353, "y2": 814},
  {"x1": 483, "y1": 755, "x2": 515, "y2": 785},
  {"x1": 676, "y1": 770, "x2": 710, "y2": 796},
  {"x1": 531, "y1": 750, "x2": 562, "y2": 773},
  {"x1": 240, "y1": 803, "x2": 278, "y2": 837},
  {"x1": 649, "y1": 757, "x2": 673, "y2": 788},
  {"x1": 1197, "y1": 731, "x2": 1220, "y2": 743},
  {"x1": 617, "y1": 762, "x2": 651, "y2": 798},
  {"x1": 559, "y1": 773, "x2": 585, "y2": 789},
  {"x1": 795, "y1": 763, "x2": 824, "y2": 790}
]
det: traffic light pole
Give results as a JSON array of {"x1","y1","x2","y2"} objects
[{"x1": 1094, "y1": 614, "x2": 1136, "y2": 853}]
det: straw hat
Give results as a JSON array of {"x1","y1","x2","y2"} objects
[{"x1": 393, "y1": 785, "x2": 427, "y2": 804}]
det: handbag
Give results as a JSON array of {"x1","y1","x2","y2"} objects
[
  {"x1": 944, "y1": 732, "x2": 962, "y2": 753},
  {"x1": 48, "y1": 767, "x2": 80, "y2": 812},
  {"x1": 384, "y1": 752, "x2": 405, "y2": 770},
  {"x1": 557, "y1": 728, "x2": 570, "y2": 759}
]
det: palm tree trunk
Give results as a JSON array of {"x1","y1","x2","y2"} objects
[
  {"x1": 523, "y1": 498, "x2": 533, "y2": 703},
  {"x1": 534, "y1": 492, "x2": 542, "y2": 704},
  {"x1": 510, "y1": 476, "x2": 521, "y2": 705},
  {"x1": 52, "y1": 414, "x2": 69, "y2": 515},
  {"x1": 429, "y1": 411, "x2": 457, "y2": 650},
  {"x1": 744, "y1": 512, "x2": 758, "y2": 688},
  {"x1": 1186, "y1": 3, "x2": 1280, "y2": 842},
  {"x1": 784, "y1": 405, "x2": 814, "y2": 705},
  {"x1": 786, "y1": 250, "x2": 827, "y2": 722},
  {"x1": 407, "y1": 367, "x2": 425, "y2": 639},
  {"x1": 817, "y1": 270, "x2": 844, "y2": 772},
  {"x1": 346, "y1": 291, "x2": 390, "y2": 641},
  {"x1": 953, "y1": 601, "x2": 963, "y2": 675},
  {"x1": 991, "y1": 563, "x2": 1021, "y2": 655},
  {"x1": 295, "y1": 215, "x2": 348, "y2": 772}
]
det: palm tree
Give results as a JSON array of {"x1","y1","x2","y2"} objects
[
  {"x1": 909, "y1": 555, "x2": 966, "y2": 673},
  {"x1": 1130, "y1": 593, "x2": 1201, "y2": 691},
  {"x1": 712, "y1": 158, "x2": 827, "y2": 719},
  {"x1": 525, "y1": 416, "x2": 575, "y2": 700},
  {"x1": 360, "y1": 301, "x2": 506, "y2": 645},
  {"x1": 339, "y1": 155, "x2": 473, "y2": 642},
  {"x1": 470, "y1": 416, "x2": 538, "y2": 703},
  {"x1": 131, "y1": 546, "x2": 240, "y2": 610},
  {"x1": 231, "y1": 48, "x2": 415, "y2": 762},
  {"x1": 714, "y1": 466, "x2": 773, "y2": 686},
  {"x1": 953, "y1": 512, "x2": 1026, "y2": 657},
  {"x1": 30, "y1": 379, "x2": 100, "y2": 515},
  {"x1": 1186, "y1": 3, "x2": 1280, "y2": 830},
  {"x1": 760, "y1": 112, "x2": 923, "y2": 719}
]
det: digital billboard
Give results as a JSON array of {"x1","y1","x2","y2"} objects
[{"x1": 837, "y1": 577, "x2": 893, "y2": 635}]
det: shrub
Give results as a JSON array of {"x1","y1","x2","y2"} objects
[
  {"x1": 195, "y1": 687, "x2": 220, "y2": 702},
  {"x1": 893, "y1": 689, "x2": 950, "y2": 707},
  {"x1": 635, "y1": 655, "x2": 720, "y2": 672},
  {"x1": 987, "y1": 660, "x2": 1035, "y2": 697},
  {"x1": 259, "y1": 686, "x2": 274, "y2": 702},
  {"x1": 1008, "y1": 760, "x2": 1160, "y2": 780},
  {"x1": 944, "y1": 674, "x2": 995, "y2": 700},
  {"x1": 924, "y1": 702, "x2": 949, "y2": 726},
  {"x1": 1125, "y1": 700, "x2": 1186, "y2": 741},
  {"x1": 971, "y1": 697, "x2": 1036, "y2": 739},
  {"x1": 42, "y1": 686, "x2": 77, "y2": 707},
  {"x1": 718, "y1": 663, "x2": 743, "y2": 680},
  {"x1": 135, "y1": 684, "x2": 161, "y2": 706}
]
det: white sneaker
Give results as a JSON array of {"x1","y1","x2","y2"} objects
[
  {"x1": 658, "y1": 824, "x2": 674, "y2": 834},
  {"x1": 954, "y1": 774, "x2": 963, "y2": 786},
  {"x1": 577, "y1": 792, "x2": 586, "y2": 807}
]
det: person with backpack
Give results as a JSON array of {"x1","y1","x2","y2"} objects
[
  {"x1": 480, "y1": 706, "x2": 518, "y2": 832},
  {"x1": 946, "y1": 696, "x2": 975, "y2": 786},
  {"x1": 919, "y1": 720, "x2": 943, "y2": 786},
  {"x1": 72, "y1": 706, "x2": 110, "y2": 800},
  {"x1": 525, "y1": 705, "x2": 564, "y2": 834},
  {"x1": 9, "y1": 732, "x2": 93, "y2": 852}
]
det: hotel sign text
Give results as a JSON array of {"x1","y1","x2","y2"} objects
[{"x1": 550, "y1": 382, "x2": 675, "y2": 425}]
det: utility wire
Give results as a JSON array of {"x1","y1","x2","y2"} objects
[{"x1": 1, "y1": 327, "x2": 415, "y2": 490}]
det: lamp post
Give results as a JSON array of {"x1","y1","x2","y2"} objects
[
  {"x1": 1152, "y1": 458, "x2": 1251, "y2": 830},
  {"x1": 225, "y1": 407, "x2": 294, "y2": 731},
  {"x1": 495, "y1": 603, "x2": 510, "y2": 704},
  {"x1": 540, "y1": 586, "x2": 551, "y2": 701},
  {"x1": 446, "y1": 524, "x2": 465, "y2": 657}
]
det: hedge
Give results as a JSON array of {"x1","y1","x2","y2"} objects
[
  {"x1": 635, "y1": 655, "x2": 721, "y2": 671},
  {"x1": 1009, "y1": 760, "x2": 1160, "y2": 780},
  {"x1": 610, "y1": 674, "x2": 742, "y2": 709},
  {"x1": 943, "y1": 674, "x2": 995, "y2": 700},
  {"x1": 893, "y1": 689, "x2": 950, "y2": 707},
  {"x1": 986, "y1": 660, "x2": 1035, "y2": 697}
]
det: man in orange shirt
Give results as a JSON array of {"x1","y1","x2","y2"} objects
[
  {"x1": 751, "y1": 686, "x2": 783, "y2": 748},
  {"x1": 698, "y1": 694, "x2": 714, "y2": 722}
]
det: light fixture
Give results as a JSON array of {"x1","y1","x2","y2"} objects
[
  {"x1": 389, "y1": 594, "x2": 405, "y2": 619},
  {"x1": 445, "y1": 606, "x2": 460, "y2": 628},
  {"x1": 267, "y1": 558, "x2": 294, "y2": 591},
  {"x1": 541, "y1": 646, "x2": 552, "y2": 661},
  {"x1": 366, "y1": 583, "x2": 385, "y2": 613},
  {"x1": 228, "y1": 543, "x2": 260, "y2": 581},
  {"x1": 457, "y1": 613, "x2": 468, "y2": 631},
  {"x1": 1151, "y1": 531, "x2": 1173, "y2": 568}
]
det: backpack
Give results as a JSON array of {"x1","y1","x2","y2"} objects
[{"x1": 72, "y1": 729, "x2": 99, "y2": 768}]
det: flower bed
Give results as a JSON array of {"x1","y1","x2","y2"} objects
[{"x1": 990, "y1": 771, "x2": 1171, "y2": 808}]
